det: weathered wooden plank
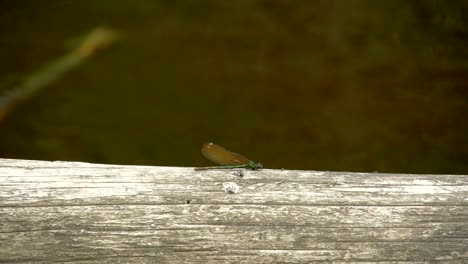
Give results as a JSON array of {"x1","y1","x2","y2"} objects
[
  {"x1": 0, "y1": 158, "x2": 467, "y2": 263},
  {"x1": 1, "y1": 161, "x2": 466, "y2": 207},
  {"x1": 2, "y1": 205, "x2": 468, "y2": 231}
]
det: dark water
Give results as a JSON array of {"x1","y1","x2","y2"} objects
[{"x1": 0, "y1": 0, "x2": 467, "y2": 174}]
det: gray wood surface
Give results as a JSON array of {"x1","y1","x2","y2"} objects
[{"x1": 0, "y1": 158, "x2": 467, "y2": 263}]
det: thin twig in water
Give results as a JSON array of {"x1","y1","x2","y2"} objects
[{"x1": 0, "y1": 26, "x2": 118, "y2": 121}]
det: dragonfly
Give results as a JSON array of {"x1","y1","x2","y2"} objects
[{"x1": 195, "y1": 143, "x2": 263, "y2": 170}]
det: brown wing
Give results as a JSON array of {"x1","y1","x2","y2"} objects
[{"x1": 201, "y1": 143, "x2": 250, "y2": 166}]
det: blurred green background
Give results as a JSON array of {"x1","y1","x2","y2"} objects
[{"x1": 0, "y1": 0, "x2": 467, "y2": 174}]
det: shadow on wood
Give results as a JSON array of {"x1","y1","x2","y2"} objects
[{"x1": 0, "y1": 158, "x2": 467, "y2": 263}]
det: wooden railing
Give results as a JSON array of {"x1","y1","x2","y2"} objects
[{"x1": 1, "y1": 158, "x2": 467, "y2": 263}]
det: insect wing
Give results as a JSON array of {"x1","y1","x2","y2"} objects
[{"x1": 201, "y1": 143, "x2": 250, "y2": 166}]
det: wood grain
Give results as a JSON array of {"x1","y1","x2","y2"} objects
[{"x1": 0, "y1": 158, "x2": 467, "y2": 263}]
